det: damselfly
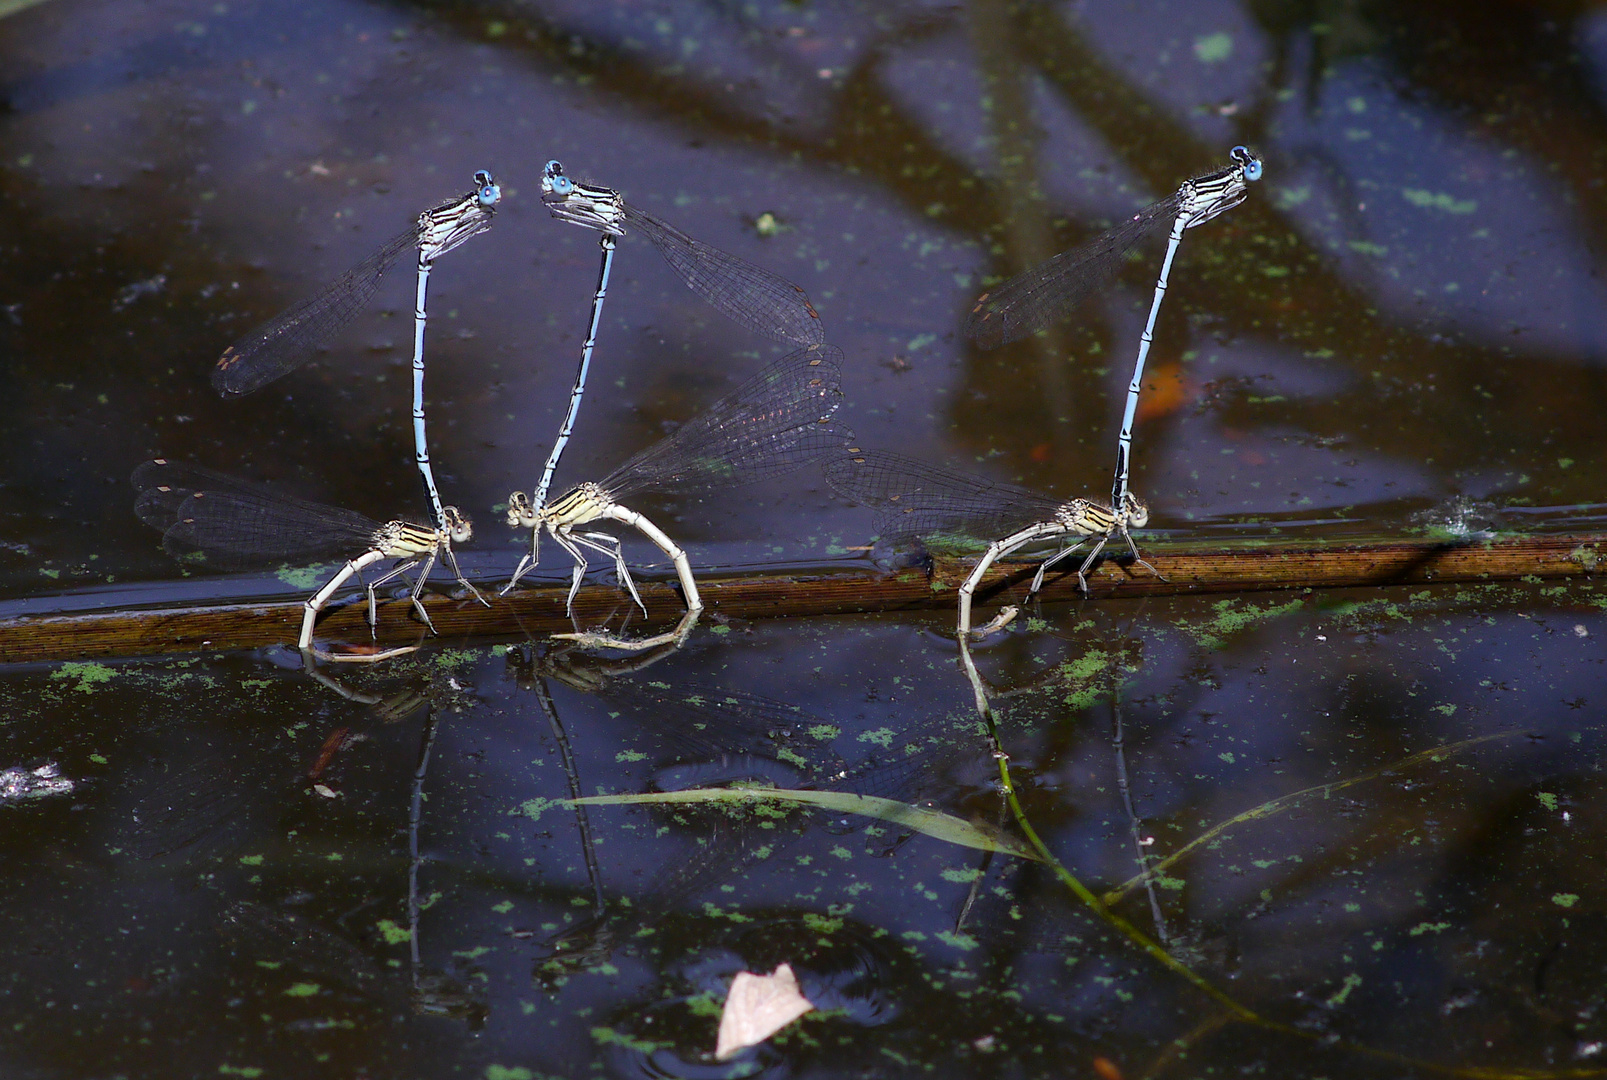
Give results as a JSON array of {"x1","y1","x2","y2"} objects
[
  {"x1": 132, "y1": 459, "x2": 486, "y2": 661},
  {"x1": 511, "y1": 160, "x2": 827, "y2": 586},
  {"x1": 823, "y1": 448, "x2": 1152, "y2": 639},
  {"x1": 212, "y1": 171, "x2": 501, "y2": 530},
  {"x1": 504, "y1": 345, "x2": 847, "y2": 652},
  {"x1": 966, "y1": 146, "x2": 1261, "y2": 555}
]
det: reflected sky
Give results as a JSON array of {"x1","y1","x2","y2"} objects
[{"x1": 2, "y1": 0, "x2": 1605, "y2": 599}]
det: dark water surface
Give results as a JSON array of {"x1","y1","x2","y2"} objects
[{"x1": 3, "y1": 0, "x2": 1606, "y2": 1076}]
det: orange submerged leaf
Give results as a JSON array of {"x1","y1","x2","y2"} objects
[{"x1": 1135, "y1": 363, "x2": 1194, "y2": 422}]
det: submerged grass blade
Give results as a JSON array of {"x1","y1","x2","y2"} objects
[
  {"x1": 1102, "y1": 731, "x2": 1519, "y2": 905},
  {"x1": 989, "y1": 752, "x2": 1605, "y2": 1080},
  {"x1": 569, "y1": 786, "x2": 1044, "y2": 861},
  {"x1": 991, "y1": 753, "x2": 1261, "y2": 1023}
]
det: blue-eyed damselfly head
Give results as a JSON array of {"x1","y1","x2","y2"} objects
[
  {"x1": 442, "y1": 506, "x2": 474, "y2": 544},
  {"x1": 474, "y1": 170, "x2": 501, "y2": 208},
  {"x1": 542, "y1": 160, "x2": 574, "y2": 197},
  {"x1": 1231, "y1": 145, "x2": 1263, "y2": 182}
]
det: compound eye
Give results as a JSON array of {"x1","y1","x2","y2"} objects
[
  {"x1": 550, "y1": 176, "x2": 573, "y2": 196},
  {"x1": 1230, "y1": 145, "x2": 1263, "y2": 182}
]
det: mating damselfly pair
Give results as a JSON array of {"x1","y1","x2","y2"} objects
[
  {"x1": 831, "y1": 145, "x2": 1263, "y2": 638},
  {"x1": 134, "y1": 145, "x2": 1260, "y2": 657},
  {"x1": 138, "y1": 161, "x2": 840, "y2": 658}
]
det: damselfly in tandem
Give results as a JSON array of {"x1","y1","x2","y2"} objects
[
  {"x1": 133, "y1": 459, "x2": 487, "y2": 661},
  {"x1": 212, "y1": 171, "x2": 501, "y2": 532},
  {"x1": 965, "y1": 146, "x2": 1262, "y2": 562},
  {"x1": 511, "y1": 160, "x2": 827, "y2": 585},
  {"x1": 504, "y1": 345, "x2": 847, "y2": 652},
  {"x1": 823, "y1": 448, "x2": 1154, "y2": 640}
]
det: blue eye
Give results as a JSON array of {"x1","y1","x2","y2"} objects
[
  {"x1": 544, "y1": 160, "x2": 564, "y2": 178},
  {"x1": 473, "y1": 170, "x2": 500, "y2": 206},
  {"x1": 550, "y1": 176, "x2": 573, "y2": 196},
  {"x1": 1230, "y1": 145, "x2": 1263, "y2": 182}
]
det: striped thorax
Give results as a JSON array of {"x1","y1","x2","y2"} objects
[
  {"x1": 1055, "y1": 499, "x2": 1115, "y2": 537},
  {"x1": 1053, "y1": 491, "x2": 1146, "y2": 537},
  {"x1": 417, "y1": 171, "x2": 501, "y2": 262},
  {"x1": 502, "y1": 484, "x2": 612, "y2": 534},
  {"x1": 539, "y1": 482, "x2": 613, "y2": 529},
  {"x1": 1179, "y1": 145, "x2": 1261, "y2": 230},
  {"x1": 541, "y1": 160, "x2": 626, "y2": 237},
  {"x1": 371, "y1": 506, "x2": 471, "y2": 558}
]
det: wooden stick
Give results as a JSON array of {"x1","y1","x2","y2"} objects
[{"x1": 0, "y1": 533, "x2": 1598, "y2": 664}]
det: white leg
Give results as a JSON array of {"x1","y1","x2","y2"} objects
[
  {"x1": 1120, "y1": 527, "x2": 1165, "y2": 582},
  {"x1": 551, "y1": 504, "x2": 703, "y2": 652},
  {"x1": 403, "y1": 550, "x2": 441, "y2": 633},
  {"x1": 1072, "y1": 535, "x2": 1114, "y2": 593},
  {"x1": 301, "y1": 551, "x2": 422, "y2": 661},
  {"x1": 550, "y1": 526, "x2": 591, "y2": 616},
  {"x1": 569, "y1": 529, "x2": 646, "y2": 615},
  {"x1": 503, "y1": 541, "x2": 538, "y2": 596},
  {"x1": 365, "y1": 558, "x2": 423, "y2": 636},
  {"x1": 441, "y1": 544, "x2": 490, "y2": 607},
  {"x1": 1027, "y1": 536, "x2": 1093, "y2": 599}
]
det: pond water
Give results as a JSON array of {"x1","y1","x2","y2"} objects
[{"x1": 2, "y1": 0, "x2": 1606, "y2": 1077}]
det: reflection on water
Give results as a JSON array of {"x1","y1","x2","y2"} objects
[
  {"x1": 2, "y1": 585, "x2": 1605, "y2": 1075},
  {"x1": 4, "y1": 0, "x2": 1607, "y2": 1075}
]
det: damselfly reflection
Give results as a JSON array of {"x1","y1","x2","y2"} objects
[
  {"x1": 513, "y1": 668, "x2": 978, "y2": 987},
  {"x1": 508, "y1": 645, "x2": 848, "y2": 983},
  {"x1": 511, "y1": 643, "x2": 846, "y2": 794},
  {"x1": 132, "y1": 459, "x2": 487, "y2": 661}
]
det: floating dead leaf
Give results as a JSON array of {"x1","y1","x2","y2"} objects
[{"x1": 715, "y1": 963, "x2": 814, "y2": 1060}]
